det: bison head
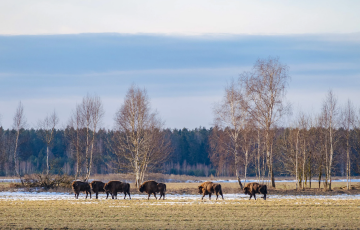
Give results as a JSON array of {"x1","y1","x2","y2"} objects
[
  {"x1": 197, "y1": 185, "x2": 203, "y2": 194},
  {"x1": 104, "y1": 183, "x2": 109, "y2": 191},
  {"x1": 139, "y1": 184, "x2": 145, "y2": 193},
  {"x1": 243, "y1": 187, "x2": 250, "y2": 195}
]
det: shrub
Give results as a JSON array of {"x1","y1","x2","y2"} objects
[{"x1": 23, "y1": 174, "x2": 74, "y2": 190}]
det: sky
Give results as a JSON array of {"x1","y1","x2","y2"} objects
[{"x1": 0, "y1": 1, "x2": 360, "y2": 130}]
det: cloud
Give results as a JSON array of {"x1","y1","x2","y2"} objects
[
  {"x1": 1, "y1": 1, "x2": 360, "y2": 35},
  {"x1": 0, "y1": 33, "x2": 359, "y2": 129}
]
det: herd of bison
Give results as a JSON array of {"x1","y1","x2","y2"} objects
[{"x1": 72, "y1": 180, "x2": 267, "y2": 200}]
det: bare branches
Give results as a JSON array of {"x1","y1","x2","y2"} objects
[
  {"x1": 212, "y1": 80, "x2": 249, "y2": 180},
  {"x1": 112, "y1": 85, "x2": 170, "y2": 187},
  {"x1": 321, "y1": 90, "x2": 339, "y2": 190},
  {"x1": 66, "y1": 94, "x2": 104, "y2": 181},
  {"x1": 38, "y1": 111, "x2": 59, "y2": 175},
  {"x1": 240, "y1": 57, "x2": 291, "y2": 188},
  {"x1": 12, "y1": 101, "x2": 27, "y2": 180}
]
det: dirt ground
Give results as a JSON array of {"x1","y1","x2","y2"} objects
[{"x1": 0, "y1": 198, "x2": 359, "y2": 229}]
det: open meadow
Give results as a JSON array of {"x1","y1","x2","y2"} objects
[
  {"x1": 1, "y1": 178, "x2": 360, "y2": 229},
  {"x1": 1, "y1": 197, "x2": 360, "y2": 229}
]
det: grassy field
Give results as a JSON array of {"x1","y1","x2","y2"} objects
[{"x1": 0, "y1": 198, "x2": 359, "y2": 229}]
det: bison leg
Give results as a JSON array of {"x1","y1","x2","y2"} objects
[
  {"x1": 201, "y1": 191, "x2": 206, "y2": 200},
  {"x1": 89, "y1": 190, "x2": 91, "y2": 199},
  {"x1": 85, "y1": 191, "x2": 88, "y2": 199},
  {"x1": 220, "y1": 191, "x2": 224, "y2": 200},
  {"x1": 262, "y1": 194, "x2": 266, "y2": 200},
  {"x1": 106, "y1": 192, "x2": 109, "y2": 199},
  {"x1": 253, "y1": 194, "x2": 256, "y2": 200},
  {"x1": 154, "y1": 193, "x2": 157, "y2": 200},
  {"x1": 95, "y1": 192, "x2": 98, "y2": 199},
  {"x1": 249, "y1": 194, "x2": 252, "y2": 200},
  {"x1": 162, "y1": 193, "x2": 165, "y2": 200},
  {"x1": 148, "y1": 193, "x2": 150, "y2": 200},
  {"x1": 209, "y1": 194, "x2": 211, "y2": 200},
  {"x1": 128, "y1": 192, "x2": 131, "y2": 200}
]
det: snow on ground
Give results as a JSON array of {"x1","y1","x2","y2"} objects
[
  {"x1": 2, "y1": 178, "x2": 360, "y2": 183},
  {"x1": 1, "y1": 191, "x2": 360, "y2": 201}
]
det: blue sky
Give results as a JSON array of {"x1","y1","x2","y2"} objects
[{"x1": 0, "y1": 1, "x2": 360, "y2": 129}]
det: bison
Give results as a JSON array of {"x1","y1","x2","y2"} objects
[
  {"x1": 104, "y1": 181, "x2": 131, "y2": 199},
  {"x1": 90, "y1": 180, "x2": 110, "y2": 199},
  {"x1": 243, "y1": 182, "x2": 267, "y2": 200},
  {"x1": 72, "y1": 181, "x2": 91, "y2": 199},
  {"x1": 198, "y1": 181, "x2": 224, "y2": 200},
  {"x1": 139, "y1": 180, "x2": 166, "y2": 200}
]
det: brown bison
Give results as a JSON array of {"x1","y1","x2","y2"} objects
[
  {"x1": 139, "y1": 180, "x2": 166, "y2": 200},
  {"x1": 198, "y1": 181, "x2": 224, "y2": 200},
  {"x1": 90, "y1": 181, "x2": 110, "y2": 199},
  {"x1": 243, "y1": 182, "x2": 267, "y2": 200},
  {"x1": 104, "y1": 181, "x2": 131, "y2": 199},
  {"x1": 72, "y1": 181, "x2": 91, "y2": 199}
]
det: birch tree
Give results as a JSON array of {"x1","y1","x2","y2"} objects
[
  {"x1": 340, "y1": 99, "x2": 355, "y2": 190},
  {"x1": 67, "y1": 105, "x2": 84, "y2": 180},
  {"x1": 321, "y1": 90, "x2": 338, "y2": 190},
  {"x1": 240, "y1": 57, "x2": 291, "y2": 188},
  {"x1": 67, "y1": 95, "x2": 104, "y2": 181},
  {"x1": 81, "y1": 95, "x2": 104, "y2": 181},
  {"x1": 113, "y1": 85, "x2": 170, "y2": 188},
  {"x1": 38, "y1": 111, "x2": 59, "y2": 175},
  {"x1": 12, "y1": 102, "x2": 27, "y2": 181},
  {"x1": 213, "y1": 81, "x2": 248, "y2": 186}
]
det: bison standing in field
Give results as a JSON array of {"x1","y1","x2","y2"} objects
[
  {"x1": 198, "y1": 181, "x2": 224, "y2": 200},
  {"x1": 139, "y1": 180, "x2": 166, "y2": 200},
  {"x1": 243, "y1": 182, "x2": 267, "y2": 200},
  {"x1": 72, "y1": 181, "x2": 91, "y2": 199},
  {"x1": 90, "y1": 181, "x2": 110, "y2": 199},
  {"x1": 104, "y1": 180, "x2": 131, "y2": 199}
]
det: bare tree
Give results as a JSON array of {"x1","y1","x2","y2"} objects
[
  {"x1": 240, "y1": 122, "x2": 254, "y2": 185},
  {"x1": 113, "y1": 85, "x2": 170, "y2": 188},
  {"x1": 12, "y1": 101, "x2": 27, "y2": 181},
  {"x1": 38, "y1": 111, "x2": 59, "y2": 175},
  {"x1": 240, "y1": 57, "x2": 291, "y2": 188},
  {"x1": 340, "y1": 99, "x2": 355, "y2": 190},
  {"x1": 67, "y1": 104, "x2": 84, "y2": 180},
  {"x1": 297, "y1": 112, "x2": 310, "y2": 190},
  {"x1": 82, "y1": 95, "x2": 104, "y2": 181},
  {"x1": 67, "y1": 95, "x2": 104, "y2": 181},
  {"x1": 321, "y1": 90, "x2": 339, "y2": 190},
  {"x1": 213, "y1": 80, "x2": 248, "y2": 185}
]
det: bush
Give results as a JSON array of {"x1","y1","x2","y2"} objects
[{"x1": 23, "y1": 174, "x2": 74, "y2": 190}]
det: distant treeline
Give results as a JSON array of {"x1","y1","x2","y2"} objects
[{"x1": 0, "y1": 126, "x2": 359, "y2": 179}]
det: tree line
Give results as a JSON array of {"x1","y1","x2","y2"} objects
[{"x1": 1, "y1": 57, "x2": 360, "y2": 190}]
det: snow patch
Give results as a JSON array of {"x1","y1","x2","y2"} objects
[{"x1": 1, "y1": 191, "x2": 360, "y2": 201}]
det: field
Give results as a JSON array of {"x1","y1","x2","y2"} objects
[
  {"x1": 1, "y1": 178, "x2": 360, "y2": 229},
  {"x1": 1, "y1": 198, "x2": 360, "y2": 229}
]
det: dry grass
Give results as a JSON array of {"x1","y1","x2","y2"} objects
[{"x1": 0, "y1": 198, "x2": 359, "y2": 229}]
